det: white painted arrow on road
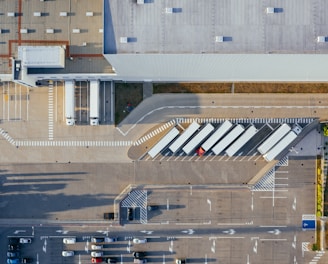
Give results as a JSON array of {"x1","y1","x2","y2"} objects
[
  {"x1": 42, "y1": 238, "x2": 47, "y2": 253},
  {"x1": 292, "y1": 197, "x2": 297, "y2": 211},
  {"x1": 97, "y1": 230, "x2": 109, "y2": 235},
  {"x1": 127, "y1": 240, "x2": 131, "y2": 253},
  {"x1": 85, "y1": 240, "x2": 89, "y2": 253},
  {"x1": 140, "y1": 230, "x2": 153, "y2": 235},
  {"x1": 56, "y1": 230, "x2": 69, "y2": 234},
  {"x1": 169, "y1": 240, "x2": 173, "y2": 253},
  {"x1": 211, "y1": 240, "x2": 215, "y2": 253},
  {"x1": 253, "y1": 240, "x2": 257, "y2": 253},
  {"x1": 14, "y1": 230, "x2": 26, "y2": 234},
  {"x1": 267, "y1": 229, "x2": 281, "y2": 235},
  {"x1": 292, "y1": 235, "x2": 296, "y2": 249},
  {"x1": 223, "y1": 229, "x2": 236, "y2": 235},
  {"x1": 181, "y1": 229, "x2": 195, "y2": 235}
]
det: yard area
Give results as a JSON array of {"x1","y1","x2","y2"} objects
[
  {"x1": 154, "y1": 82, "x2": 328, "y2": 93},
  {"x1": 115, "y1": 82, "x2": 328, "y2": 125}
]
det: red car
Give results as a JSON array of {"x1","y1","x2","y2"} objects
[{"x1": 92, "y1": 258, "x2": 103, "y2": 263}]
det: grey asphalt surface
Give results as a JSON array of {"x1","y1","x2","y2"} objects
[{"x1": 0, "y1": 91, "x2": 326, "y2": 263}]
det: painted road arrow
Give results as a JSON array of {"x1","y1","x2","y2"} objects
[
  {"x1": 56, "y1": 230, "x2": 69, "y2": 234},
  {"x1": 181, "y1": 229, "x2": 195, "y2": 235},
  {"x1": 222, "y1": 229, "x2": 236, "y2": 235},
  {"x1": 267, "y1": 229, "x2": 281, "y2": 235},
  {"x1": 140, "y1": 230, "x2": 154, "y2": 235},
  {"x1": 97, "y1": 230, "x2": 109, "y2": 235},
  {"x1": 14, "y1": 230, "x2": 26, "y2": 234}
]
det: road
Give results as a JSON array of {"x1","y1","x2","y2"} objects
[{"x1": 0, "y1": 90, "x2": 326, "y2": 263}]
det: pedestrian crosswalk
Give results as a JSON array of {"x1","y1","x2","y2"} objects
[
  {"x1": 252, "y1": 168, "x2": 275, "y2": 191},
  {"x1": 133, "y1": 120, "x2": 176, "y2": 146},
  {"x1": 121, "y1": 190, "x2": 147, "y2": 208},
  {"x1": 0, "y1": 127, "x2": 133, "y2": 147},
  {"x1": 48, "y1": 84, "x2": 54, "y2": 140},
  {"x1": 276, "y1": 156, "x2": 289, "y2": 167},
  {"x1": 121, "y1": 190, "x2": 148, "y2": 224},
  {"x1": 0, "y1": 128, "x2": 16, "y2": 145},
  {"x1": 175, "y1": 117, "x2": 315, "y2": 124},
  {"x1": 15, "y1": 140, "x2": 133, "y2": 147}
]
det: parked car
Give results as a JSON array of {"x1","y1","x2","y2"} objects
[
  {"x1": 176, "y1": 259, "x2": 186, "y2": 264},
  {"x1": 133, "y1": 238, "x2": 147, "y2": 244},
  {"x1": 127, "y1": 208, "x2": 134, "y2": 220},
  {"x1": 147, "y1": 205, "x2": 159, "y2": 211},
  {"x1": 91, "y1": 237, "x2": 104, "y2": 243},
  {"x1": 133, "y1": 259, "x2": 146, "y2": 264},
  {"x1": 62, "y1": 251, "x2": 74, "y2": 257},
  {"x1": 8, "y1": 244, "x2": 19, "y2": 251},
  {"x1": 20, "y1": 258, "x2": 33, "y2": 263},
  {"x1": 103, "y1": 212, "x2": 115, "y2": 220},
  {"x1": 133, "y1": 252, "x2": 146, "y2": 259},
  {"x1": 7, "y1": 259, "x2": 19, "y2": 264},
  {"x1": 91, "y1": 251, "x2": 103, "y2": 257},
  {"x1": 19, "y1": 238, "x2": 32, "y2": 244},
  {"x1": 63, "y1": 237, "x2": 76, "y2": 244},
  {"x1": 105, "y1": 237, "x2": 117, "y2": 242},
  {"x1": 91, "y1": 258, "x2": 103, "y2": 263},
  {"x1": 91, "y1": 244, "x2": 103, "y2": 250},
  {"x1": 7, "y1": 252, "x2": 20, "y2": 258},
  {"x1": 8, "y1": 238, "x2": 19, "y2": 244},
  {"x1": 106, "y1": 258, "x2": 117, "y2": 263}
]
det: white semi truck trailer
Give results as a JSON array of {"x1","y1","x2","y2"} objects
[
  {"x1": 65, "y1": 80, "x2": 75, "y2": 126},
  {"x1": 89, "y1": 80, "x2": 100, "y2": 125}
]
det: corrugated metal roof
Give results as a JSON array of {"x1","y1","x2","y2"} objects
[{"x1": 105, "y1": 54, "x2": 328, "y2": 82}]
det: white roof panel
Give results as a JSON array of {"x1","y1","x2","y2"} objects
[
  {"x1": 105, "y1": 54, "x2": 328, "y2": 82},
  {"x1": 18, "y1": 46, "x2": 65, "y2": 68}
]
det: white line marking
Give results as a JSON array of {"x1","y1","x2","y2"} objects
[{"x1": 260, "y1": 239, "x2": 287, "y2": 241}]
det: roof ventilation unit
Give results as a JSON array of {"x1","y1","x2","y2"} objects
[
  {"x1": 266, "y1": 7, "x2": 275, "y2": 14},
  {"x1": 215, "y1": 36, "x2": 224, "y2": 42},
  {"x1": 317, "y1": 36, "x2": 326, "y2": 43},
  {"x1": 120, "y1": 37, "x2": 128, "y2": 43}
]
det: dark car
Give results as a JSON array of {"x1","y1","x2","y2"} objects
[
  {"x1": 106, "y1": 258, "x2": 117, "y2": 263},
  {"x1": 8, "y1": 238, "x2": 19, "y2": 244},
  {"x1": 133, "y1": 252, "x2": 146, "y2": 259},
  {"x1": 21, "y1": 258, "x2": 33, "y2": 263},
  {"x1": 147, "y1": 205, "x2": 159, "y2": 211},
  {"x1": 104, "y1": 212, "x2": 115, "y2": 220},
  {"x1": 91, "y1": 237, "x2": 105, "y2": 243},
  {"x1": 127, "y1": 208, "x2": 134, "y2": 221},
  {"x1": 7, "y1": 252, "x2": 20, "y2": 258},
  {"x1": 8, "y1": 244, "x2": 19, "y2": 251},
  {"x1": 7, "y1": 259, "x2": 19, "y2": 264}
]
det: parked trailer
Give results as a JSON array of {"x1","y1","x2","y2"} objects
[
  {"x1": 65, "y1": 80, "x2": 75, "y2": 126},
  {"x1": 257, "y1": 123, "x2": 291, "y2": 155},
  {"x1": 201, "y1": 120, "x2": 233, "y2": 152},
  {"x1": 148, "y1": 127, "x2": 180, "y2": 158},
  {"x1": 212, "y1": 124, "x2": 245, "y2": 155},
  {"x1": 182, "y1": 123, "x2": 215, "y2": 155},
  {"x1": 90, "y1": 80, "x2": 100, "y2": 125},
  {"x1": 169, "y1": 121, "x2": 200, "y2": 153},
  {"x1": 263, "y1": 131, "x2": 297, "y2": 162},
  {"x1": 225, "y1": 125, "x2": 258, "y2": 157}
]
